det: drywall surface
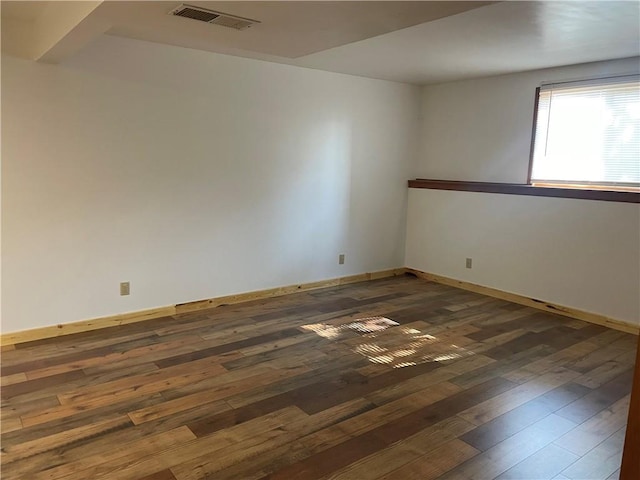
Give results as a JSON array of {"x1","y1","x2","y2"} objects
[
  {"x1": 406, "y1": 189, "x2": 640, "y2": 324},
  {"x1": 1, "y1": 35, "x2": 420, "y2": 332},
  {"x1": 407, "y1": 58, "x2": 640, "y2": 324},
  {"x1": 416, "y1": 57, "x2": 640, "y2": 183}
]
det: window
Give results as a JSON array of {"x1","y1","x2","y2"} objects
[{"x1": 530, "y1": 75, "x2": 640, "y2": 191}]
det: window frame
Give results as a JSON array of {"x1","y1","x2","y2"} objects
[{"x1": 527, "y1": 76, "x2": 640, "y2": 193}]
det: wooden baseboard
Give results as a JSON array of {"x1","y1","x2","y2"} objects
[
  {"x1": 4, "y1": 266, "x2": 634, "y2": 345},
  {"x1": 0, "y1": 268, "x2": 406, "y2": 346},
  {"x1": 0, "y1": 306, "x2": 177, "y2": 346},
  {"x1": 175, "y1": 268, "x2": 406, "y2": 314},
  {"x1": 407, "y1": 268, "x2": 639, "y2": 335}
]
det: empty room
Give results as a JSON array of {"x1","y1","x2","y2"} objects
[{"x1": 1, "y1": 1, "x2": 639, "y2": 479}]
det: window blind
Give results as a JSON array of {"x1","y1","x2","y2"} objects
[{"x1": 531, "y1": 76, "x2": 640, "y2": 188}]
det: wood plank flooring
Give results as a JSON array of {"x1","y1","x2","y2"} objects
[{"x1": 1, "y1": 274, "x2": 637, "y2": 480}]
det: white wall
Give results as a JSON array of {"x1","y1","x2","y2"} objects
[
  {"x1": 406, "y1": 57, "x2": 640, "y2": 325},
  {"x1": 406, "y1": 190, "x2": 640, "y2": 323},
  {"x1": 1, "y1": 35, "x2": 420, "y2": 333},
  {"x1": 416, "y1": 57, "x2": 640, "y2": 183}
]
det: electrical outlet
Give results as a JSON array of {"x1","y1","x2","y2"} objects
[
  {"x1": 120, "y1": 282, "x2": 130, "y2": 296},
  {"x1": 338, "y1": 254, "x2": 345, "y2": 265},
  {"x1": 466, "y1": 258, "x2": 472, "y2": 269}
]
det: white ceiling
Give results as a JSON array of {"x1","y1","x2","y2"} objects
[
  {"x1": 1, "y1": 1, "x2": 639, "y2": 85},
  {"x1": 296, "y1": 1, "x2": 640, "y2": 83},
  {"x1": 106, "y1": 1, "x2": 493, "y2": 59}
]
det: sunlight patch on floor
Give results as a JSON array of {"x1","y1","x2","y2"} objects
[{"x1": 302, "y1": 316, "x2": 474, "y2": 368}]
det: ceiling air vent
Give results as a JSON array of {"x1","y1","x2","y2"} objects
[{"x1": 169, "y1": 4, "x2": 259, "y2": 30}]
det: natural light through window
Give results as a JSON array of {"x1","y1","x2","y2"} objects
[
  {"x1": 530, "y1": 76, "x2": 640, "y2": 191},
  {"x1": 301, "y1": 317, "x2": 474, "y2": 369}
]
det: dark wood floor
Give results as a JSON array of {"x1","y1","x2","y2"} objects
[{"x1": 1, "y1": 275, "x2": 637, "y2": 480}]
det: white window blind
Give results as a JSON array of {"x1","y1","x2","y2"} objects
[{"x1": 531, "y1": 75, "x2": 640, "y2": 188}]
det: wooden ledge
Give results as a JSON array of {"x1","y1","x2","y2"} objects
[{"x1": 408, "y1": 179, "x2": 640, "y2": 203}]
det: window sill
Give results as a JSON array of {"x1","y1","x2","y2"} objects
[{"x1": 408, "y1": 179, "x2": 640, "y2": 204}]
